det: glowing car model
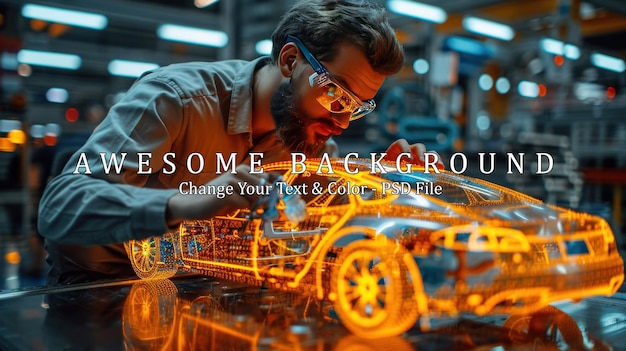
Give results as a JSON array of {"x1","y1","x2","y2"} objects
[{"x1": 125, "y1": 158, "x2": 624, "y2": 339}]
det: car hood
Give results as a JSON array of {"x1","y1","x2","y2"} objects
[{"x1": 382, "y1": 169, "x2": 608, "y2": 237}]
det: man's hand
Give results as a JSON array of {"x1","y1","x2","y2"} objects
[
  {"x1": 383, "y1": 139, "x2": 445, "y2": 169},
  {"x1": 166, "y1": 164, "x2": 279, "y2": 228}
]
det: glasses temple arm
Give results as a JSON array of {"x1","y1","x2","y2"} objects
[{"x1": 286, "y1": 35, "x2": 325, "y2": 74}]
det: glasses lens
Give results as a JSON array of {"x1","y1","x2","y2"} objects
[
  {"x1": 309, "y1": 72, "x2": 375, "y2": 119},
  {"x1": 316, "y1": 82, "x2": 357, "y2": 114},
  {"x1": 349, "y1": 100, "x2": 375, "y2": 121}
]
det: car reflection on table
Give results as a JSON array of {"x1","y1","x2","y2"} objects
[
  {"x1": 122, "y1": 279, "x2": 614, "y2": 351},
  {"x1": 122, "y1": 279, "x2": 334, "y2": 351},
  {"x1": 125, "y1": 158, "x2": 624, "y2": 339}
]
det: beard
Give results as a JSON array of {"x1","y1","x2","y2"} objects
[{"x1": 270, "y1": 81, "x2": 326, "y2": 157}]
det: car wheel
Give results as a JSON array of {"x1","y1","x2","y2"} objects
[
  {"x1": 127, "y1": 237, "x2": 177, "y2": 279},
  {"x1": 331, "y1": 238, "x2": 418, "y2": 338},
  {"x1": 122, "y1": 280, "x2": 178, "y2": 346}
]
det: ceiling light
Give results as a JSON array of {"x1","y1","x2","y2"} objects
[
  {"x1": 46, "y1": 88, "x2": 69, "y2": 103},
  {"x1": 108, "y1": 60, "x2": 159, "y2": 78},
  {"x1": 476, "y1": 112, "x2": 491, "y2": 131},
  {"x1": 30, "y1": 124, "x2": 45, "y2": 138},
  {"x1": 46, "y1": 123, "x2": 62, "y2": 137},
  {"x1": 413, "y1": 59, "x2": 429, "y2": 74},
  {"x1": 17, "y1": 49, "x2": 81, "y2": 70},
  {"x1": 540, "y1": 38, "x2": 580, "y2": 60},
  {"x1": 157, "y1": 24, "x2": 228, "y2": 48},
  {"x1": 574, "y1": 82, "x2": 605, "y2": 102},
  {"x1": 478, "y1": 74, "x2": 493, "y2": 91},
  {"x1": 445, "y1": 36, "x2": 494, "y2": 57},
  {"x1": 386, "y1": 0, "x2": 447, "y2": 24},
  {"x1": 496, "y1": 77, "x2": 510, "y2": 94},
  {"x1": 564, "y1": 45, "x2": 581, "y2": 60},
  {"x1": 540, "y1": 38, "x2": 562, "y2": 55},
  {"x1": 518, "y1": 81, "x2": 539, "y2": 98},
  {"x1": 462, "y1": 16, "x2": 515, "y2": 41},
  {"x1": 0, "y1": 120, "x2": 22, "y2": 133},
  {"x1": 22, "y1": 3, "x2": 107, "y2": 30},
  {"x1": 579, "y1": 2, "x2": 597, "y2": 20},
  {"x1": 255, "y1": 39, "x2": 272, "y2": 56},
  {"x1": 591, "y1": 53, "x2": 625, "y2": 73}
]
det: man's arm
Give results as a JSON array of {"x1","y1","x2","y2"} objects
[
  {"x1": 38, "y1": 77, "x2": 184, "y2": 245},
  {"x1": 165, "y1": 164, "x2": 274, "y2": 228},
  {"x1": 38, "y1": 171, "x2": 177, "y2": 245}
]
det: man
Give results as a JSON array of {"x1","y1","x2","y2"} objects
[{"x1": 38, "y1": 0, "x2": 435, "y2": 285}]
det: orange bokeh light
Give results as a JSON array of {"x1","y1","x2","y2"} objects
[
  {"x1": 66, "y1": 108, "x2": 79, "y2": 122},
  {"x1": 554, "y1": 55, "x2": 564, "y2": 66},
  {"x1": 7, "y1": 129, "x2": 26, "y2": 145},
  {"x1": 0, "y1": 138, "x2": 17, "y2": 152},
  {"x1": 44, "y1": 133, "x2": 58, "y2": 146},
  {"x1": 538, "y1": 84, "x2": 547, "y2": 97},
  {"x1": 607, "y1": 86, "x2": 616, "y2": 99},
  {"x1": 5, "y1": 251, "x2": 21, "y2": 265}
]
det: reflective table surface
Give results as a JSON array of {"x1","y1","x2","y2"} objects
[{"x1": 1, "y1": 275, "x2": 626, "y2": 351}]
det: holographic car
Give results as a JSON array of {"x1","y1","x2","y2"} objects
[{"x1": 125, "y1": 158, "x2": 624, "y2": 338}]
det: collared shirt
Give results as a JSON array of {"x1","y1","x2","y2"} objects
[{"x1": 38, "y1": 57, "x2": 290, "y2": 284}]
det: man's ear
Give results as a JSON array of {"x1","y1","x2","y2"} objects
[{"x1": 278, "y1": 43, "x2": 299, "y2": 78}]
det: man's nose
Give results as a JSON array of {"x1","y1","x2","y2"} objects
[{"x1": 331, "y1": 112, "x2": 351, "y2": 130}]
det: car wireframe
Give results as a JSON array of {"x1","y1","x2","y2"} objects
[
  {"x1": 125, "y1": 158, "x2": 624, "y2": 339},
  {"x1": 122, "y1": 279, "x2": 331, "y2": 351}
]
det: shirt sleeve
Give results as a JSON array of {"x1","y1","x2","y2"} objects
[{"x1": 38, "y1": 76, "x2": 184, "y2": 245}]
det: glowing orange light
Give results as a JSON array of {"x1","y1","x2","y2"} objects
[
  {"x1": 0, "y1": 138, "x2": 17, "y2": 152},
  {"x1": 30, "y1": 19, "x2": 48, "y2": 31},
  {"x1": 5, "y1": 251, "x2": 21, "y2": 265},
  {"x1": 607, "y1": 86, "x2": 616, "y2": 99},
  {"x1": 538, "y1": 84, "x2": 547, "y2": 97},
  {"x1": 554, "y1": 55, "x2": 564, "y2": 66},
  {"x1": 48, "y1": 23, "x2": 70, "y2": 37},
  {"x1": 7, "y1": 129, "x2": 26, "y2": 145},
  {"x1": 66, "y1": 107, "x2": 79, "y2": 122},
  {"x1": 43, "y1": 133, "x2": 57, "y2": 146}
]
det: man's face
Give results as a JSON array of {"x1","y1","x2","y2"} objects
[{"x1": 271, "y1": 42, "x2": 385, "y2": 157}]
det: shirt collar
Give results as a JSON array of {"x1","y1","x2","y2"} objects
[{"x1": 227, "y1": 56, "x2": 271, "y2": 136}]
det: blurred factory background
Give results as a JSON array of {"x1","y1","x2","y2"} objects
[{"x1": 0, "y1": 0, "x2": 625, "y2": 290}]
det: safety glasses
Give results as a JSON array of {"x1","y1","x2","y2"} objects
[{"x1": 286, "y1": 35, "x2": 376, "y2": 120}]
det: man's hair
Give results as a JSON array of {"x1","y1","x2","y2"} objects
[{"x1": 271, "y1": 0, "x2": 404, "y2": 75}]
